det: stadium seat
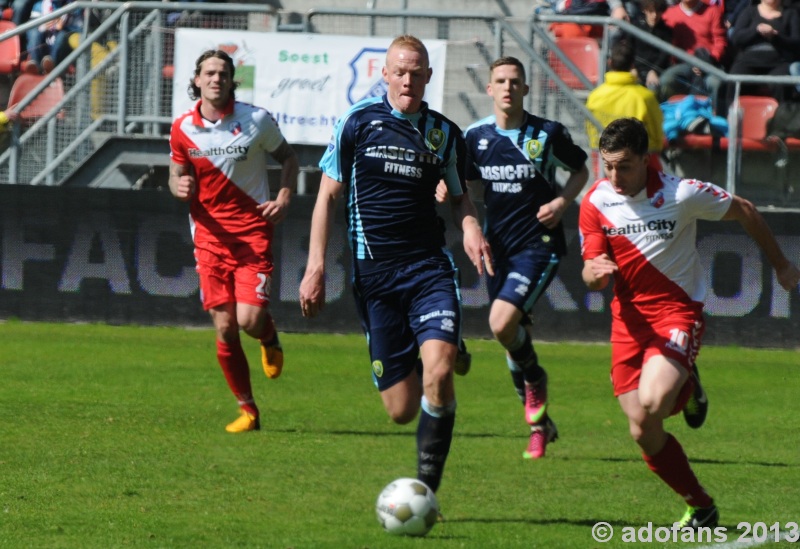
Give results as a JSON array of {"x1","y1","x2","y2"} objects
[
  {"x1": 0, "y1": 20, "x2": 21, "y2": 75},
  {"x1": 7, "y1": 72, "x2": 66, "y2": 122},
  {"x1": 547, "y1": 36, "x2": 600, "y2": 91},
  {"x1": 667, "y1": 95, "x2": 780, "y2": 152}
]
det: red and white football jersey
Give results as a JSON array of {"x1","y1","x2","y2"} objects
[
  {"x1": 579, "y1": 168, "x2": 732, "y2": 315},
  {"x1": 170, "y1": 99, "x2": 286, "y2": 244}
]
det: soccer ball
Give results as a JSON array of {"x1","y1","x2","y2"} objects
[{"x1": 375, "y1": 477, "x2": 439, "y2": 536}]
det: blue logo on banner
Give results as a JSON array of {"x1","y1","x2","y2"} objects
[{"x1": 347, "y1": 47, "x2": 388, "y2": 105}]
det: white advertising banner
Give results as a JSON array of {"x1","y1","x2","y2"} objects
[{"x1": 171, "y1": 30, "x2": 447, "y2": 145}]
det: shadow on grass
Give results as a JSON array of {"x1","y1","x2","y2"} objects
[
  {"x1": 594, "y1": 456, "x2": 791, "y2": 468},
  {"x1": 442, "y1": 517, "x2": 636, "y2": 527},
  {"x1": 269, "y1": 428, "x2": 793, "y2": 468}
]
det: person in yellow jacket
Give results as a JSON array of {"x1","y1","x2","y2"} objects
[
  {"x1": 0, "y1": 108, "x2": 18, "y2": 128},
  {"x1": 0, "y1": 107, "x2": 18, "y2": 152},
  {"x1": 586, "y1": 39, "x2": 665, "y2": 168}
]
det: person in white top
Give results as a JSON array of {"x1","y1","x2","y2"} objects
[
  {"x1": 579, "y1": 117, "x2": 799, "y2": 530},
  {"x1": 169, "y1": 49, "x2": 298, "y2": 434}
]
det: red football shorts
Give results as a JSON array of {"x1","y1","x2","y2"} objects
[
  {"x1": 194, "y1": 239, "x2": 274, "y2": 310},
  {"x1": 610, "y1": 306, "x2": 704, "y2": 415}
]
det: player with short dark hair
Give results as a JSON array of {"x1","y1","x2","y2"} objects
[
  {"x1": 299, "y1": 35, "x2": 492, "y2": 494},
  {"x1": 459, "y1": 56, "x2": 589, "y2": 459},
  {"x1": 169, "y1": 49, "x2": 299, "y2": 433},
  {"x1": 579, "y1": 117, "x2": 799, "y2": 528}
]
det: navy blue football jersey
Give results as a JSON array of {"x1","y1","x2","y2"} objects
[
  {"x1": 320, "y1": 95, "x2": 465, "y2": 262},
  {"x1": 464, "y1": 112, "x2": 587, "y2": 258}
]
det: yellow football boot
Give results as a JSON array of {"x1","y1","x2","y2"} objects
[
  {"x1": 261, "y1": 337, "x2": 284, "y2": 379},
  {"x1": 225, "y1": 410, "x2": 260, "y2": 433}
]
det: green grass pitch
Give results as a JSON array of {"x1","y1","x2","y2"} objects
[{"x1": 0, "y1": 321, "x2": 798, "y2": 548}]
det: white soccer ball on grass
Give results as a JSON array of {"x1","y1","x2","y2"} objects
[{"x1": 375, "y1": 477, "x2": 439, "y2": 536}]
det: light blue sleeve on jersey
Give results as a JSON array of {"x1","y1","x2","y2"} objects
[
  {"x1": 318, "y1": 119, "x2": 346, "y2": 182},
  {"x1": 443, "y1": 159, "x2": 463, "y2": 197},
  {"x1": 319, "y1": 98, "x2": 381, "y2": 184}
]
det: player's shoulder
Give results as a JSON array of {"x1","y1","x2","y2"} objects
[
  {"x1": 344, "y1": 96, "x2": 385, "y2": 119},
  {"x1": 464, "y1": 115, "x2": 496, "y2": 137},
  {"x1": 673, "y1": 174, "x2": 730, "y2": 201},
  {"x1": 172, "y1": 103, "x2": 197, "y2": 125},
  {"x1": 583, "y1": 177, "x2": 610, "y2": 200},
  {"x1": 526, "y1": 112, "x2": 566, "y2": 135}
]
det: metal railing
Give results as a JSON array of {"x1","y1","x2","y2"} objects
[{"x1": 1, "y1": 3, "x2": 799, "y2": 203}]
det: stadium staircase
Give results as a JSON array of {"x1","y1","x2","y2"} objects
[{"x1": 1, "y1": 1, "x2": 798, "y2": 206}]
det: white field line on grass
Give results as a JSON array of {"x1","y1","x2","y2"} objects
[{"x1": 697, "y1": 530, "x2": 795, "y2": 549}]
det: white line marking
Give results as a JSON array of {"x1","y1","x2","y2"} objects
[{"x1": 697, "y1": 530, "x2": 793, "y2": 549}]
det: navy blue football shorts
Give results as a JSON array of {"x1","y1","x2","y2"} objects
[
  {"x1": 487, "y1": 247, "x2": 560, "y2": 319},
  {"x1": 353, "y1": 254, "x2": 462, "y2": 392}
]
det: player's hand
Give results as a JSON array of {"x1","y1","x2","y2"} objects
[
  {"x1": 775, "y1": 262, "x2": 800, "y2": 291},
  {"x1": 257, "y1": 196, "x2": 290, "y2": 224},
  {"x1": 610, "y1": 5, "x2": 629, "y2": 21},
  {"x1": 588, "y1": 253, "x2": 618, "y2": 278},
  {"x1": 435, "y1": 181, "x2": 449, "y2": 204},
  {"x1": 174, "y1": 174, "x2": 196, "y2": 202},
  {"x1": 463, "y1": 224, "x2": 494, "y2": 277},
  {"x1": 536, "y1": 197, "x2": 566, "y2": 229},
  {"x1": 299, "y1": 268, "x2": 326, "y2": 318}
]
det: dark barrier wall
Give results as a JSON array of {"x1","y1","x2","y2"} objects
[{"x1": 1, "y1": 185, "x2": 798, "y2": 348}]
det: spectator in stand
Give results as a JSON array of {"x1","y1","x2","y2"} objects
[
  {"x1": 587, "y1": 39, "x2": 665, "y2": 169},
  {"x1": 10, "y1": 0, "x2": 38, "y2": 54},
  {"x1": 660, "y1": 0, "x2": 728, "y2": 114},
  {"x1": 630, "y1": 0, "x2": 673, "y2": 93},
  {"x1": 723, "y1": 0, "x2": 751, "y2": 34},
  {"x1": 24, "y1": 0, "x2": 80, "y2": 68},
  {"x1": 0, "y1": 107, "x2": 18, "y2": 144},
  {"x1": 726, "y1": 0, "x2": 800, "y2": 105},
  {"x1": 550, "y1": 0, "x2": 635, "y2": 39}
]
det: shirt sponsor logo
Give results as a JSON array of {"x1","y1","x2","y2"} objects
[
  {"x1": 188, "y1": 145, "x2": 249, "y2": 160},
  {"x1": 491, "y1": 182, "x2": 523, "y2": 193},
  {"x1": 479, "y1": 164, "x2": 535, "y2": 181},
  {"x1": 603, "y1": 219, "x2": 676, "y2": 236}
]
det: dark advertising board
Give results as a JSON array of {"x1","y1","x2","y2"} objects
[{"x1": 0, "y1": 185, "x2": 798, "y2": 348}]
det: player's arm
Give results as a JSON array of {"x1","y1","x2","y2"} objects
[
  {"x1": 582, "y1": 253, "x2": 618, "y2": 291},
  {"x1": 447, "y1": 185, "x2": 494, "y2": 277},
  {"x1": 299, "y1": 173, "x2": 344, "y2": 317},
  {"x1": 722, "y1": 195, "x2": 800, "y2": 291},
  {"x1": 168, "y1": 160, "x2": 195, "y2": 202},
  {"x1": 538, "y1": 163, "x2": 590, "y2": 229},
  {"x1": 257, "y1": 139, "x2": 299, "y2": 224}
]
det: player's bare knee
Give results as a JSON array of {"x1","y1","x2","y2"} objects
[
  {"x1": 388, "y1": 405, "x2": 418, "y2": 425},
  {"x1": 488, "y1": 314, "x2": 515, "y2": 344},
  {"x1": 639, "y1": 394, "x2": 672, "y2": 418}
]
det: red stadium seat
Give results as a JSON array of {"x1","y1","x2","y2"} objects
[
  {"x1": 0, "y1": 20, "x2": 21, "y2": 74},
  {"x1": 548, "y1": 37, "x2": 600, "y2": 91},
  {"x1": 669, "y1": 96, "x2": 780, "y2": 152},
  {"x1": 7, "y1": 72, "x2": 66, "y2": 122}
]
